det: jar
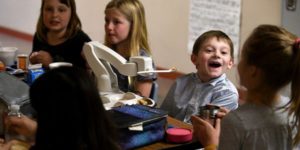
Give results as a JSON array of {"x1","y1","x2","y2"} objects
[{"x1": 198, "y1": 105, "x2": 220, "y2": 126}]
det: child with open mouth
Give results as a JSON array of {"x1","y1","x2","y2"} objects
[{"x1": 160, "y1": 30, "x2": 238, "y2": 123}]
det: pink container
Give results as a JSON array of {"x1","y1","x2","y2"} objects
[{"x1": 166, "y1": 128, "x2": 193, "y2": 143}]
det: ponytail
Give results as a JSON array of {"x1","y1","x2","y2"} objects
[{"x1": 289, "y1": 38, "x2": 300, "y2": 145}]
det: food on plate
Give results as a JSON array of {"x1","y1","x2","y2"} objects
[
  {"x1": 120, "y1": 92, "x2": 136, "y2": 100},
  {"x1": 137, "y1": 98, "x2": 153, "y2": 105}
]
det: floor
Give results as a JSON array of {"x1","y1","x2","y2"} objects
[{"x1": 0, "y1": 32, "x2": 174, "y2": 107}]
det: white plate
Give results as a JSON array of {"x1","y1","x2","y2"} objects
[{"x1": 101, "y1": 92, "x2": 155, "y2": 110}]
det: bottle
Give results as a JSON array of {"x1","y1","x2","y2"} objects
[
  {"x1": 0, "y1": 60, "x2": 5, "y2": 71},
  {"x1": 4, "y1": 104, "x2": 32, "y2": 150},
  {"x1": 5, "y1": 104, "x2": 24, "y2": 141}
]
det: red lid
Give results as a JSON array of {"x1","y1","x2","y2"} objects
[{"x1": 166, "y1": 128, "x2": 193, "y2": 143}]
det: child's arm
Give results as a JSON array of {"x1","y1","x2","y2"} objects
[
  {"x1": 211, "y1": 89, "x2": 239, "y2": 110},
  {"x1": 191, "y1": 115, "x2": 220, "y2": 149},
  {"x1": 135, "y1": 81, "x2": 152, "y2": 98}
]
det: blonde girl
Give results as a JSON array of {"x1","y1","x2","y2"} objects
[{"x1": 104, "y1": 0, "x2": 156, "y2": 97}]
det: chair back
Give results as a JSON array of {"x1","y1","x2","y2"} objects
[{"x1": 149, "y1": 81, "x2": 159, "y2": 101}]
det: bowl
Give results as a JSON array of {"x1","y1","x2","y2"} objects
[
  {"x1": 0, "y1": 47, "x2": 18, "y2": 66},
  {"x1": 49, "y1": 62, "x2": 73, "y2": 69}
]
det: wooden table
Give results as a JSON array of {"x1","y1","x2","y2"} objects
[{"x1": 136, "y1": 117, "x2": 199, "y2": 150}]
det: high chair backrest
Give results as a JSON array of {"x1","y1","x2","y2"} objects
[{"x1": 150, "y1": 81, "x2": 159, "y2": 101}]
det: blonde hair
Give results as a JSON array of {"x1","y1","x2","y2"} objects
[
  {"x1": 242, "y1": 24, "x2": 300, "y2": 145},
  {"x1": 36, "y1": 0, "x2": 82, "y2": 42},
  {"x1": 104, "y1": 0, "x2": 151, "y2": 58}
]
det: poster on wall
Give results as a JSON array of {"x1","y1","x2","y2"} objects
[{"x1": 188, "y1": 0, "x2": 241, "y2": 59}]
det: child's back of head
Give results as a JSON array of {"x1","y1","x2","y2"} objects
[{"x1": 241, "y1": 24, "x2": 300, "y2": 146}]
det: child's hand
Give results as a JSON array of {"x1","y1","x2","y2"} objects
[
  {"x1": 29, "y1": 52, "x2": 39, "y2": 64},
  {"x1": 5, "y1": 115, "x2": 37, "y2": 138},
  {"x1": 204, "y1": 104, "x2": 230, "y2": 119},
  {"x1": 0, "y1": 139, "x2": 14, "y2": 150},
  {"x1": 29, "y1": 51, "x2": 53, "y2": 67},
  {"x1": 216, "y1": 107, "x2": 230, "y2": 119},
  {"x1": 191, "y1": 115, "x2": 220, "y2": 147},
  {"x1": 0, "y1": 138, "x2": 27, "y2": 150}
]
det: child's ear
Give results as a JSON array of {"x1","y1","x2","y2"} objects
[
  {"x1": 227, "y1": 58, "x2": 234, "y2": 69},
  {"x1": 250, "y1": 65, "x2": 262, "y2": 78},
  {"x1": 249, "y1": 65, "x2": 263, "y2": 85},
  {"x1": 191, "y1": 54, "x2": 197, "y2": 65}
]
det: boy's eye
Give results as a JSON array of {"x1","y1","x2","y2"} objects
[
  {"x1": 221, "y1": 48, "x2": 230, "y2": 55},
  {"x1": 204, "y1": 48, "x2": 213, "y2": 53},
  {"x1": 221, "y1": 51, "x2": 228, "y2": 55}
]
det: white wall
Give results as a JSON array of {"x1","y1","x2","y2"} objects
[
  {"x1": 0, "y1": 0, "x2": 282, "y2": 85},
  {"x1": 0, "y1": 0, "x2": 40, "y2": 35}
]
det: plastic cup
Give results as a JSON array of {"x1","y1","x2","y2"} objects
[{"x1": 0, "y1": 47, "x2": 18, "y2": 66}]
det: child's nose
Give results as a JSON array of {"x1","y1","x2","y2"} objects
[
  {"x1": 51, "y1": 10, "x2": 59, "y2": 17},
  {"x1": 213, "y1": 51, "x2": 221, "y2": 58},
  {"x1": 106, "y1": 22, "x2": 114, "y2": 30}
]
